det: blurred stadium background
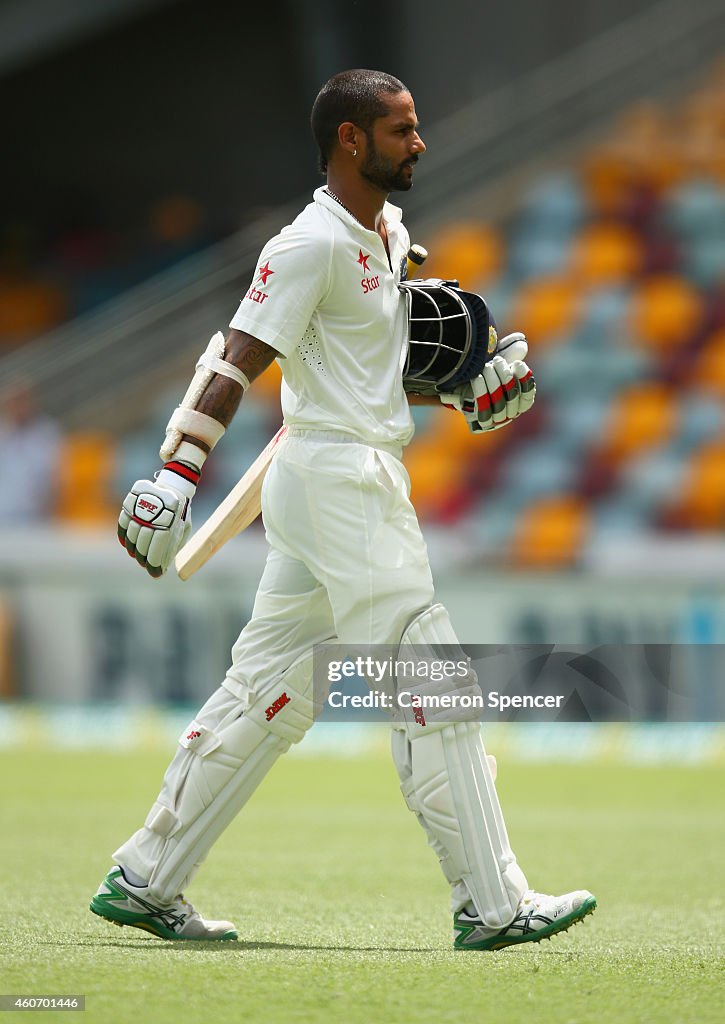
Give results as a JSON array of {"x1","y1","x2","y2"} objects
[{"x1": 0, "y1": 0, "x2": 724, "y2": 758}]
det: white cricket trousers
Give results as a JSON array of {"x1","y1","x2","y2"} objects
[{"x1": 228, "y1": 429, "x2": 437, "y2": 686}]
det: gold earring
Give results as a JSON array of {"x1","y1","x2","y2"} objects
[{"x1": 353, "y1": 149, "x2": 357, "y2": 157}]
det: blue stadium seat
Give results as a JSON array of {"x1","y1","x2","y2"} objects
[
  {"x1": 672, "y1": 397, "x2": 725, "y2": 454},
  {"x1": 683, "y1": 236, "x2": 725, "y2": 288},
  {"x1": 465, "y1": 492, "x2": 528, "y2": 550},
  {"x1": 547, "y1": 396, "x2": 609, "y2": 454},
  {"x1": 573, "y1": 285, "x2": 631, "y2": 350},
  {"x1": 496, "y1": 440, "x2": 578, "y2": 503},
  {"x1": 536, "y1": 339, "x2": 653, "y2": 401},
  {"x1": 590, "y1": 496, "x2": 650, "y2": 537},
  {"x1": 517, "y1": 172, "x2": 586, "y2": 233},
  {"x1": 508, "y1": 230, "x2": 572, "y2": 279},
  {"x1": 662, "y1": 179, "x2": 725, "y2": 242},
  {"x1": 617, "y1": 446, "x2": 687, "y2": 516}
]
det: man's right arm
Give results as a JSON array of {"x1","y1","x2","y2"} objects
[
  {"x1": 180, "y1": 330, "x2": 279, "y2": 453},
  {"x1": 118, "y1": 330, "x2": 279, "y2": 577}
]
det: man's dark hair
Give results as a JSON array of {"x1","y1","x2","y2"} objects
[{"x1": 311, "y1": 69, "x2": 408, "y2": 173}]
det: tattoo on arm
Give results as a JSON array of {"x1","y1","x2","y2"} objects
[
  {"x1": 179, "y1": 330, "x2": 279, "y2": 450},
  {"x1": 197, "y1": 330, "x2": 278, "y2": 426}
]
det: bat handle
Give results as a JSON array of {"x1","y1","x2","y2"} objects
[{"x1": 406, "y1": 244, "x2": 428, "y2": 279}]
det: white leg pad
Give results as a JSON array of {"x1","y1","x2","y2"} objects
[
  {"x1": 113, "y1": 651, "x2": 319, "y2": 904},
  {"x1": 409, "y1": 720, "x2": 527, "y2": 927},
  {"x1": 391, "y1": 727, "x2": 461, "y2": 888},
  {"x1": 394, "y1": 604, "x2": 527, "y2": 927},
  {"x1": 391, "y1": 729, "x2": 501, "y2": 914}
]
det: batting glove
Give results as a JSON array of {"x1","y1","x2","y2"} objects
[
  {"x1": 440, "y1": 355, "x2": 536, "y2": 433},
  {"x1": 496, "y1": 331, "x2": 529, "y2": 363},
  {"x1": 118, "y1": 461, "x2": 199, "y2": 578}
]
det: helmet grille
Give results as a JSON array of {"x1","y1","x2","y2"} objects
[{"x1": 403, "y1": 281, "x2": 475, "y2": 387}]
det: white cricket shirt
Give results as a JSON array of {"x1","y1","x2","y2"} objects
[{"x1": 230, "y1": 186, "x2": 414, "y2": 448}]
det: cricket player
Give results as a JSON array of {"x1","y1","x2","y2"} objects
[{"x1": 91, "y1": 69, "x2": 597, "y2": 949}]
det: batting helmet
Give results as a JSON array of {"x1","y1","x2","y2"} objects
[{"x1": 400, "y1": 278, "x2": 498, "y2": 394}]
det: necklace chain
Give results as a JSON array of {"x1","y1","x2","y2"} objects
[
  {"x1": 324, "y1": 188, "x2": 361, "y2": 224},
  {"x1": 324, "y1": 188, "x2": 388, "y2": 258}
]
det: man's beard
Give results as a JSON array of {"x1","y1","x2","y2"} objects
[{"x1": 360, "y1": 138, "x2": 417, "y2": 192}]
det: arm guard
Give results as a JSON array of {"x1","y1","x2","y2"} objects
[{"x1": 160, "y1": 332, "x2": 250, "y2": 461}]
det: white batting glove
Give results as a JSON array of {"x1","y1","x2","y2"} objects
[
  {"x1": 440, "y1": 355, "x2": 536, "y2": 434},
  {"x1": 496, "y1": 331, "x2": 535, "y2": 425},
  {"x1": 496, "y1": 331, "x2": 529, "y2": 363},
  {"x1": 118, "y1": 462, "x2": 199, "y2": 578}
]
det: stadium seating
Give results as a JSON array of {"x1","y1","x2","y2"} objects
[
  {"x1": 56, "y1": 433, "x2": 118, "y2": 524},
  {"x1": 405, "y1": 61, "x2": 725, "y2": 567},
  {"x1": 5, "y1": 62, "x2": 722, "y2": 571}
]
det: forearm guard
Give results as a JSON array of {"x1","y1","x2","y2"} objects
[{"x1": 160, "y1": 332, "x2": 250, "y2": 460}]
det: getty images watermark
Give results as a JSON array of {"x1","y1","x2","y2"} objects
[
  {"x1": 326, "y1": 654, "x2": 564, "y2": 714},
  {"x1": 312, "y1": 644, "x2": 725, "y2": 723}
]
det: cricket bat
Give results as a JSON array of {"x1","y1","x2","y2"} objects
[{"x1": 175, "y1": 425, "x2": 288, "y2": 580}]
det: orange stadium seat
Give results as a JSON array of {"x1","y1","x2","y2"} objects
[
  {"x1": 0, "y1": 276, "x2": 67, "y2": 344},
  {"x1": 628, "y1": 274, "x2": 703, "y2": 353},
  {"x1": 405, "y1": 409, "x2": 481, "y2": 518},
  {"x1": 510, "y1": 495, "x2": 590, "y2": 569},
  {"x1": 667, "y1": 441, "x2": 725, "y2": 529},
  {"x1": 406, "y1": 447, "x2": 461, "y2": 518},
  {"x1": 56, "y1": 433, "x2": 118, "y2": 524},
  {"x1": 249, "y1": 357, "x2": 283, "y2": 402},
  {"x1": 622, "y1": 103, "x2": 686, "y2": 194},
  {"x1": 421, "y1": 222, "x2": 503, "y2": 289},
  {"x1": 580, "y1": 150, "x2": 634, "y2": 217},
  {"x1": 507, "y1": 275, "x2": 581, "y2": 347},
  {"x1": 570, "y1": 222, "x2": 643, "y2": 286},
  {"x1": 585, "y1": 103, "x2": 683, "y2": 201},
  {"x1": 688, "y1": 328, "x2": 725, "y2": 397},
  {"x1": 599, "y1": 382, "x2": 679, "y2": 463},
  {"x1": 678, "y1": 79, "x2": 725, "y2": 180}
]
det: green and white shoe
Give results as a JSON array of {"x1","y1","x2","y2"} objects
[
  {"x1": 454, "y1": 888, "x2": 596, "y2": 951},
  {"x1": 90, "y1": 866, "x2": 238, "y2": 941}
]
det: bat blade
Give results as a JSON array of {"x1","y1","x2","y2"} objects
[{"x1": 175, "y1": 425, "x2": 287, "y2": 580}]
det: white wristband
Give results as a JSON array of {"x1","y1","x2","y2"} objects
[{"x1": 156, "y1": 466, "x2": 198, "y2": 499}]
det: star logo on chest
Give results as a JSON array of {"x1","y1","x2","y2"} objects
[
  {"x1": 257, "y1": 261, "x2": 274, "y2": 286},
  {"x1": 357, "y1": 249, "x2": 371, "y2": 273}
]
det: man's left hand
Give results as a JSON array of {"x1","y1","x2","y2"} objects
[{"x1": 440, "y1": 356, "x2": 536, "y2": 433}]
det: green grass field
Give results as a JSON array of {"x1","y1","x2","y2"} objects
[{"x1": 1, "y1": 746, "x2": 723, "y2": 1023}]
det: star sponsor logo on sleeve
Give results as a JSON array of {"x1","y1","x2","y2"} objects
[
  {"x1": 245, "y1": 260, "x2": 273, "y2": 305},
  {"x1": 357, "y1": 249, "x2": 380, "y2": 295},
  {"x1": 257, "y1": 261, "x2": 274, "y2": 286}
]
